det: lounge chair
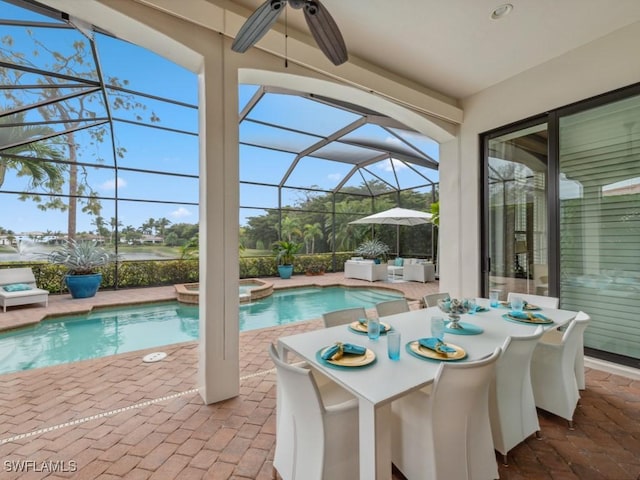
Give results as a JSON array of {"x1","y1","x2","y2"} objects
[{"x1": 0, "y1": 267, "x2": 49, "y2": 313}]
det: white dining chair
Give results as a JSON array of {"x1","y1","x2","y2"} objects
[
  {"x1": 269, "y1": 344, "x2": 359, "y2": 480},
  {"x1": 530, "y1": 312, "x2": 591, "y2": 429},
  {"x1": 506, "y1": 292, "x2": 586, "y2": 390},
  {"x1": 422, "y1": 292, "x2": 450, "y2": 308},
  {"x1": 489, "y1": 327, "x2": 544, "y2": 465},
  {"x1": 375, "y1": 298, "x2": 410, "y2": 317},
  {"x1": 322, "y1": 306, "x2": 367, "y2": 328},
  {"x1": 506, "y1": 292, "x2": 559, "y2": 308},
  {"x1": 391, "y1": 348, "x2": 502, "y2": 480}
]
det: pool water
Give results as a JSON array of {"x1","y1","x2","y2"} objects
[
  {"x1": 239, "y1": 286, "x2": 402, "y2": 331},
  {"x1": 0, "y1": 286, "x2": 402, "y2": 374}
]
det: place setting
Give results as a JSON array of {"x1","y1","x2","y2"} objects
[
  {"x1": 348, "y1": 317, "x2": 391, "y2": 336},
  {"x1": 405, "y1": 314, "x2": 467, "y2": 361},
  {"x1": 501, "y1": 296, "x2": 553, "y2": 325},
  {"x1": 498, "y1": 299, "x2": 542, "y2": 311},
  {"x1": 406, "y1": 337, "x2": 467, "y2": 361},
  {"x1": 502, "y1": 310, "x2": 554, "y2": 325},
  {"x1": 316, "y1": 341, "x2": 376, "y2": 369}
]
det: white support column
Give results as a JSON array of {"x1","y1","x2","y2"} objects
[
  {"x1": 198, "y1": 35, "x2": 240, "y2": 404},
  {"x1": 438, "y1": 136, "x2": 464, "y2": 298}
]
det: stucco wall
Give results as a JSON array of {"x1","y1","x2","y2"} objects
[{"x1": 439, "y1": 21, "x2": 640, "y2": 298}]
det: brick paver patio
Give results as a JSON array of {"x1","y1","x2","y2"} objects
[{"x1": 0, "y1": 273, "x2": 638, "y2": 479}]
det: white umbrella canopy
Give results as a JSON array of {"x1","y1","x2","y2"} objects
[{"x1": 349, "y1": 207, "x2": 433, "y2": 226}]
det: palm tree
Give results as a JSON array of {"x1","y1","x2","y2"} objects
[
  {"x1": 180, "y1": 233, "x2": 199, "y2": 260},
  {"x1": 155, "y1": 217, "x2": 172, "y2": 243},
  {"x1": 303, "y1": 223, "x2": 323, "y2": 254},
  {"x1": 141, "y1": 218, "x2": 156, "y2": 236},
  {"x1": 0, "y1": 113, "x2": 65, "y2": 189},
  {"x1": 279, "y1": 216, "x2": 302, "y2": 242},
  {"x1": 122, "y1": 225, "x2": 142, "y2": 244},
  {"x1": 109, "y1": 217, "x2": 123, "y2": 245},
  {"x1": 326, "y1": 200, "x2": 368, "y2": 252},
  {"x1": 91, "y1": 216, "x2": 108, "y2": 242}
]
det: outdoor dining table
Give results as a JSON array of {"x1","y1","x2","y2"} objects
[{"x1": 277, "y1": 301, "x2": 579, "y2": 480}]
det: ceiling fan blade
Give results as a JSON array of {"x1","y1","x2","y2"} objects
[
  {"x1": 231, "y1": 0, "x2": 286, "y2": 53},
  {"x1": 303, "y1": 0, "x2": 348, "y2": 66}
]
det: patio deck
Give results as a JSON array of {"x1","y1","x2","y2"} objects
[{"x1": 0, "y1": 273, "x2": 638, "y2": 479}]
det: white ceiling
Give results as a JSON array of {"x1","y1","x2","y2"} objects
[{"x1": 230, "y1": 0, "x2": 640, "y2": 100}]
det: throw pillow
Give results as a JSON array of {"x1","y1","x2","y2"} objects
[
  {"x1": 394, "y1": 257, "x2": 404, "y2": 267},
  {"x1": 3, "y1": 283, "x2": 33, "y2": 292}
]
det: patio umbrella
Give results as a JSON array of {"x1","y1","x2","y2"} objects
[
  {"x1": 349, "y1": 207, "x2": 433, "y2": 226},
  {"x1": 350, "y1": 207, "x2": 433, "y2": 256}
]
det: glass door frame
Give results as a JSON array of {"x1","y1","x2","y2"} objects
[{"x1": 480, "y1": 114, "x2": 553, "y2": 298}]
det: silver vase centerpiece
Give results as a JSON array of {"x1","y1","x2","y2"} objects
[{"x1": 437, "y1": 297, "x2": 470, "y2": 329}]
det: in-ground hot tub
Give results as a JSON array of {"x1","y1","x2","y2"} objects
[
  {"x1": 239, "y1": 278, "x2": 273, "y2": 303},
  {"x1": 175, "y1": 279, "x2": 273, "y2": 304},
  {"x1": 174, "y1": 283, "x2": 199, "y2": 304}
]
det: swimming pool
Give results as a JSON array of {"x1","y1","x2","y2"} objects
[
  {"x1": 239, "y1": 286, "x2": 402, "y2": 331},
  {"x1": 0, "y1": 286, "x2": 402, "y2": 374}
]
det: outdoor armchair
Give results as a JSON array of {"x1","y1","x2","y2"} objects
[{"x1": 0, "y1": 267, "x2": 49, "y2": 313}]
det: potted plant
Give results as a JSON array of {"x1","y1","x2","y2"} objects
[
  {"x1": 48, "y1": 239, "x2": 115, "y2": 298},
  {"x1": 305, "y1": 261, "x2": 326, "y2": 276},
  {"x1": 272, "y1": 240, "x2": 302, "y2": 279},
  {"x1": 354, "y1": 239, "x2": 390, "y2": 264}
]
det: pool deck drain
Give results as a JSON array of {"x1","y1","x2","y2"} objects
[{"x1": 142, "y1": 351, "x2": 167, "y2": 362}]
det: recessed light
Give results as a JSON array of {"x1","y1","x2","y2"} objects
[{"x1": 491, "y1": 3, "x2": 513, "y2": 19}]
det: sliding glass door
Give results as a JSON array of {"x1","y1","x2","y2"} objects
[
  {"x1": 482, "y1": 85, "x2": 640, "y2": 364},
  {"x1": 485, "y1": 122, "x2": 549, "y2": 300},
  {"x1": 558, "y1": 94, "x2": 640, "y2": 360}
]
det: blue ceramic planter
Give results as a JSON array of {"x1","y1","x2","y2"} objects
[
  {"x1": 65, "y1": 273, "x2": 103, "y2": 299},
  {"x1": 277, "y1": 265, "x2": 294, "y2": 279}
]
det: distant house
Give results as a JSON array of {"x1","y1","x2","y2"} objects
[{"x1": 141, "y1": 234, "x2": 164, "y2": 244}]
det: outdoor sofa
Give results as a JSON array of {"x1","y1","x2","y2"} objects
[{"x1": 344, "y1": 259, "x2": 388, "y2": 282}]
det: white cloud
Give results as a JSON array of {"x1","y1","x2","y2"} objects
[
  {"x1": 99, "y1": 177, "x2": 127, "y2": 191},
  {"x1": 384, "y1": 135, "x2": 404, "y2": 146},
  {"x1": 378, "y1": 158, "x2": 408, "y2": 172},
  {"x1": 328, "y1": 173, "x2": 343, "y2": 181},
  {"x1": 170, "y1": 207, "x2": 192, "y2": 218}
]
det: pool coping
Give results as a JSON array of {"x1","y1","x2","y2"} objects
[{"x1": 270, "y1": 281, "x2": 410, "y2": 298}]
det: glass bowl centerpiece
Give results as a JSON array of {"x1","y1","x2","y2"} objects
[{"x1": 437, "y1": 297, "x2": 471, "y2": 329}]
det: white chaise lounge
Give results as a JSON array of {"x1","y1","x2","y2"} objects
[{"x1": 0, "y1": 267, "x2": 49, "y2": 313}]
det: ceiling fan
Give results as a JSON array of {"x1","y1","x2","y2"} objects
[{"x1": 231, "y1": 0, "x2": 348, "y2": 66}]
